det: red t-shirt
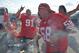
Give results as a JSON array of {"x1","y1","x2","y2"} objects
[
  {"x1": 17, "y1": 13, "x2": 37, "y2": 39},
  {"x1": 39, "y1": 13, "x2": 68, "y2": 53}
]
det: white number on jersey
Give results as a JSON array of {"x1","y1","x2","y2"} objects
[
  {"x1": 64, "y1": 20, "x2": 75, "y2": 29},
  {"x1": 40, "y1": 27, "x2": 51, "y2": 42},
  {"x1": 25, "y1": 19, "x2": 33, "y2": 27}
]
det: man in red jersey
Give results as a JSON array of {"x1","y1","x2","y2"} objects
[
  {"x1": 58, "y1": 5, "x2": 79, "y2": 53},
  {"x1": 17, "y1": 9, "x2": 36, "y2": 38},
  {"x1": 35, "y1": 3, "x2": 77, "y2": 53},
  {"x1": 16, "y1": 8, "x2": 37, "y2": 53},
  {"x1": 4, "y1": 7, "x2": 37, "y2": 53}
]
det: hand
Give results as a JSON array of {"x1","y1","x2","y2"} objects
[{"x1": 19, "y1": 6, "x2": 25, "y2": 11}]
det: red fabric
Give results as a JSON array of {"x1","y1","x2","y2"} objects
[
  {"x1": 17, "y1": 13, "x2": 37, "y2": 39},
  {"x1": 46, "y1": 37, "x2": 67, "y2": 53},
  {"x1": 39, "y1": 13, "x2": 68, "y2": 53}
]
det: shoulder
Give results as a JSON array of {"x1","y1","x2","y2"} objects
[
  {"x1": 31, "y1": 15, "x2": 37, "y2": 18},
  {"x1": 21, "y1": 13, "x2": 27, "y2": 16},
  {"x1": 50, "y1": 13, "x2": 65, "y2": 17},
  {"x1": 50, "y1": 13, "x2": 69, "y2": 21},
  {"x1": 20, "y1": 13, "x2": 28, "y2": 19}
]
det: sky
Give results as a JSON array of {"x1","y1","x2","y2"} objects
[{"x1": 0, "y1": 0, "x2": 79, "y2": 14}]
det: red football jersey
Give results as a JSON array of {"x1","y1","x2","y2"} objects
[
  {"x1": 17, "y1": 13, "x2": 37, "y2": 39},
  {"x1": 39, "y1": 13, "x2": 68, "y2": 53}
]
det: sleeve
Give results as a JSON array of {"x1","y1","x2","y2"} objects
[
  {"x1": 19, "y1": 13, "x2": 24, "y2": 20},
  {"x1": 63, "y1": 18, "x2": 75, "y2": 30},
  {"x1": 63, "y1": 16, "x2": 78, "y2": 33}
]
